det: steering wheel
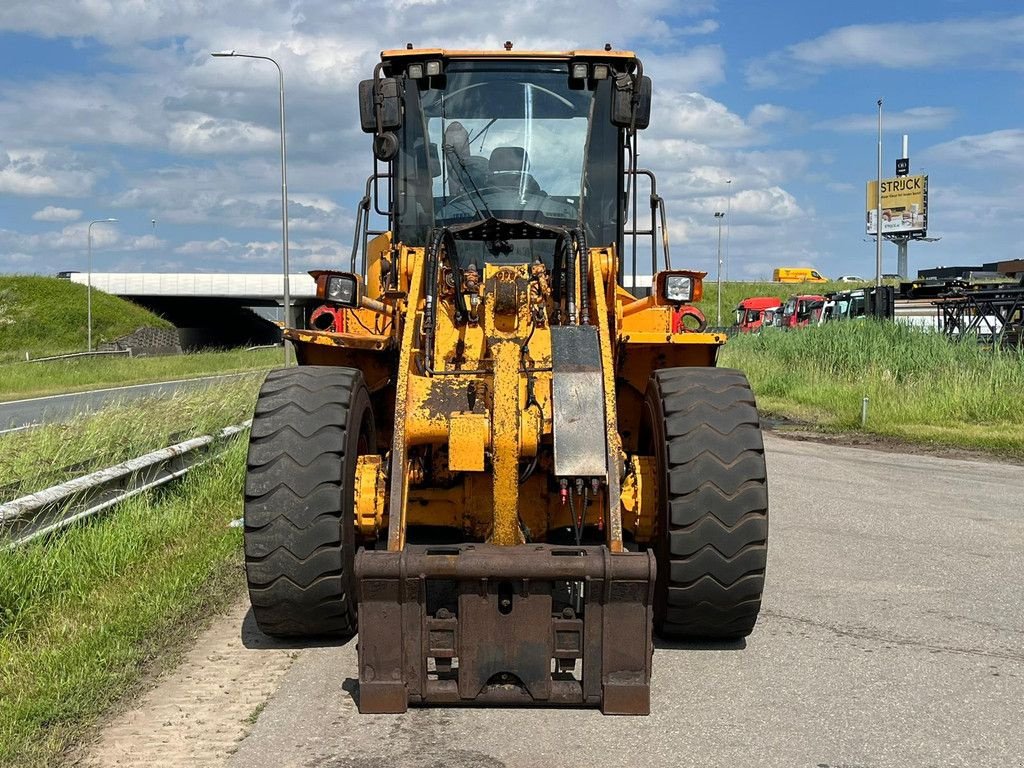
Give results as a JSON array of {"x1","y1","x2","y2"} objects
[{"x1": 439, "y1": 186, "x2": 550, "y2": 218}]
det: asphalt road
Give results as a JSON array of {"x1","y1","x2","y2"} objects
[
  {"x1": 0, "y1": 373, "x2": 259, "y2": 433},
  {"x1": 229, "y1": 434, "x2": 1024, "y2": 768}
]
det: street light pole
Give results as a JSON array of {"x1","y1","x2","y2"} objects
[
  {"x1": 714, "y1": 211, "x2": 725, "y2": 326},
  {"x1": 725, "y1": 179, "x2": 732, "y2": 282},
  {"x1": 87, "y1": 218, "x2": 118, "y2": 352},
  {"x1": 212, "y1": 49, "x2": 292, "y2": 366},
  {"x1": 876, "y1": 98, "x2": 883, "y2": 287}
]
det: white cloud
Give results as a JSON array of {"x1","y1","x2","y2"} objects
[
  {"x1": 747, "y1": 104, "x2": 796, "y2": 129},
  {"x1": 0, "y1": 149, "x2": 99, "y2": 197},
  {"x1": 175, "y1": 237, "x2": 239, "y2": 255},
  {"x1": 172, "y1": 235, "x2": 349, "y2": 270},
  {"x1": 1, "y1": 222, "x2": 116, "y2": 253},
  {"x1": 747, "y1": 14, "x2": 1024, "y2": 87},
  {"x1": 924, "y1": 129, "x2": 1024, "y2": 169},
  {"x1": 677, "y1": 19, "x2": 718, "y2": 36},
  {"x1": 0, "y1": 78, "x2": 164, "y2": 149},
  {"x1": 167, "y1": 113, "x2": 279, "y2": 154},
  {"x1": 650, "y1": 92, "x2": 754, "y2": 146},
  {"x1": 730, "y1": 187, "x2": 804, "y2": 222},
  {"x1": 644, "y1": 46, "x2": 726, "y2": 92},
  {"x1": 32, "y1": 205, "x2": 83, "y2": 222},
  {"x1": 816, "y1": 106, "x2": 957, "y2": 133}
]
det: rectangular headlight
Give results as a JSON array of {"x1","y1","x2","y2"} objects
[
  {"x1": 406, "y1": 62, "x2": 424, "y2": 80},
  {"x1": 326, "y1": 274, "x2": 357, "y2": 306},
  {"x1": 425, "y1": 59, "x2": 442, "y2": 76},
  {"x1": 571, "y1": 62, "x2": 589, "y2": 80},
  {"x1": 592, "y1": 63, "x2": 610, "y2": 80},
  {"x1": 664, "y1": 275, "x2": 693, "y2": 303}
]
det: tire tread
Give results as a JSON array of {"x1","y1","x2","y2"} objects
[
  {"x1": 244, "y1": 366, "x2": 367, "y2": 638},
  {"x1": 649, "y1": 367, "x2": 769, "y2": 640}
]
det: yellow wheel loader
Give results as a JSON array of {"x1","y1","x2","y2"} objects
[{"x1": 244, "y1": 46, "x2": 768, "y2": 715}]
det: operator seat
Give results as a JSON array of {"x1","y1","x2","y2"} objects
[
  {"x1": 443, "y1": 121, "x2": 489, "y2": 195},
  {"x1": 488, "y1": 146, "x2": 542, "y2": 195}
]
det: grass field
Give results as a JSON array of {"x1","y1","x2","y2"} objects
[
  {"x1": 0, "y1": 378, "x2": 263, "y2": 502},
  {"x1": 0, "y1": 275, "x2": 172, "y2": 362},
  {"x1": 0, "y1": 348, "x2": 279, "y2": 400},
  {"x1": 0, "y1": 376, "x2": 262, "y2": 765},
  {"x1": 721, "y1": 320, "x2": 1024, "y2": 457},
  {"x1": 0, "y1": 439, "x2": 247, "y2": 768}
]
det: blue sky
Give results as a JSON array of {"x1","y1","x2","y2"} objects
[{"x1": 1, "y1": 1, "x2": 1021, "y2": 281}]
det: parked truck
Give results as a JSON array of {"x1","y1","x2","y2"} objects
[
  {"x1": 778, "y1": 294, "x2": 825, "y2": 329},
  {"x1": 735, "y1": 296, "x2": 782, "y2": 333}
]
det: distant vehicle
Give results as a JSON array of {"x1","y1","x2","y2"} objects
[
  {"x1": 773, "y1": 267, "x2": 828, "y2": 284},
  {"x1": 735, "y1": 296, "x2": 782, "y2": 333},
  {"x1": 836, "y1": 275, "x2": 865, "y2": 283},
  {"x1": 779, "y1": 294, "x2": 826, "y2": 329}
]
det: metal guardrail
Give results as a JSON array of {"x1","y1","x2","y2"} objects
[
  {"x1": 0, "y1": 421, "x2": 251, "y2": 548},
  {"x1": 25, "y1": 349, "x2": 133, "y2": 363}
]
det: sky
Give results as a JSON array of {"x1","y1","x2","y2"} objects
[{"x1": 1, "y1": 0, "x2": 1022, "y2": 282}]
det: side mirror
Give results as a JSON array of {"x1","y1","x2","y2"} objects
[
  {"x1": 358, "y1": 79, "x2": 376, "y2": 132},
  {"x1": 358, "y1": 77, "x2": 402, "y2": 134},
  {"x1": 611, "y1": 74, "x2": 652, "y2": 130}
]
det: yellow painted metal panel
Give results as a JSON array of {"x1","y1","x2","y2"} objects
[{"x1": 448, "y1": 413, "x2": 488, "y2": 473}]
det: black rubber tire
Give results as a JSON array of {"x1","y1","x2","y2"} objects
[
  {"x1": 244, "y1": 366, "x2": 374, "y2": 638},
  {"x1": 644, "y1": 367, "x2": 769, "y2": 640}
]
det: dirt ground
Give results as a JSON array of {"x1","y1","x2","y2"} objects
[
  {"x1": 80, "y1": 598, "x2": 300, "y2": 767},
  {"x1": 766, "y1": 424, "x2": 1024, "y2": 466}
]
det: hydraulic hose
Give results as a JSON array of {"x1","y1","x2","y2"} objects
[
  {"x1": 575, "y1": 229, "x2": 590, "y2": 325},
  {"x1": 422, "y1": 229, "x2": 445, "y2": 373}
]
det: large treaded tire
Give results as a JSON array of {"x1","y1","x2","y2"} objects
[
  {"x1": 645, "y1": 367, "x2": 769, "y2": 640},
  {"x1": 244, "y1": 366, "x2": 374, "y2": 638}
]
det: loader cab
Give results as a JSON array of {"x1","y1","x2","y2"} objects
[{"x1": 357, "y1": 50, "x2": 655, "y2": 277}]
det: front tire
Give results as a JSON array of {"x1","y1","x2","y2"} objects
[
  {"x1": 244, "y1": 366, "x2": 374, "y2": 638},
  {"x1": 645, "y1": 367, "x2": 769, "y2": 640}
]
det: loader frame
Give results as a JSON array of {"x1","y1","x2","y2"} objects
[{"x1": 252, "y1": 48, "x2": 765, "y2": 716}]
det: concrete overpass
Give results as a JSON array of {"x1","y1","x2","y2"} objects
[{"x1": 64, "y1": 272, "x2": 321, "y2": 349}]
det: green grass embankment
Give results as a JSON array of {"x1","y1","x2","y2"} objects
[
  {"x1": 0, "y1": 276, "x2": 172, "y2": 362},
  {"x1": 0, "y1": 441, "x2": 247, "y2": 767},
  {"x1": 0, "y1": 275, "x2": 280, "y2": 400},
  {"x1": 721, "y1": 321, "x2": 1024, "y2": 457}
]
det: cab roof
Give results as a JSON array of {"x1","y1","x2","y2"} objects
[
  {"x1": 738, "y1": 297, "x2": 782, "y2": 309},
  {"x1": 381, "y1": 47, "x2": 638, "y2": 63}
]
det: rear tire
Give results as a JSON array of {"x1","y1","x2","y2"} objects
[
  {"x1": 645, "y1": 367, "x2": 768, "y2": 640},
  {"x1": 244, "y1": 366, "x2": 374, "y2": 638}
]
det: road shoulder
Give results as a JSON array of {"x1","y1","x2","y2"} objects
[{"x1": 77, "y1": 597, "x2": 300, "y2": 767}]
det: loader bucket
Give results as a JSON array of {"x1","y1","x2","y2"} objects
[{"x1": 355, "y1": 544, "x2": 655, "y2": 715}]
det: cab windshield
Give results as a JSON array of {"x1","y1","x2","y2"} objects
[{"x1": 394, "y1": 60, "x2": 621, "y2": 258}]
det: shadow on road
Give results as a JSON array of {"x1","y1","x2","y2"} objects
[
  {"x1": 239, "y1": 606, "x2": 357, "y2": 650},
  {"x1": 654, "y1": 635, "x2": 746, "y2": 651},
  {"x1": 341, "y1": 677, "x2": 360, "y2": 707}
]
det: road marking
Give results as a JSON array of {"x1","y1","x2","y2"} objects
[
  {"x1": 0, "y1": 372, "x2": 260, "y2": 407},
  {"x1": 0, "y1": 422, "x2": 39, "y2": 436}
]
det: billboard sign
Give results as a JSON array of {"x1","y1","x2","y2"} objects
[{"x1": 866, "y1": 174, "x2": 927, "y2": 236}]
